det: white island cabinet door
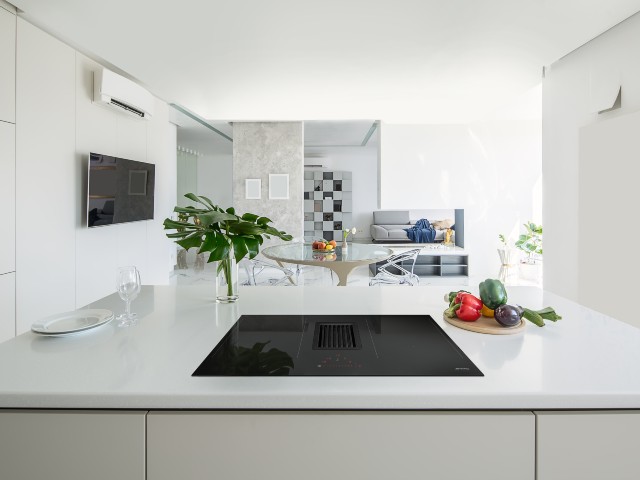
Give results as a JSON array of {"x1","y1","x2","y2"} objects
[
  {"x1": 0, "y1": 410, "x2": 146, "y2": 480},
  {"x1": 148, "y1": 411, "x2": 534, "y2": 480},
  {"x1": 536, "y1": 411, "x2": 640, "y2": 480}
]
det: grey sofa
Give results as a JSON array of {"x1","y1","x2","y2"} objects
[{"x1": 370, "y1": 210, "x2": 456, "y2": 243}]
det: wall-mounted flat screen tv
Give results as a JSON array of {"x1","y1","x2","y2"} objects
[{"x1": 87, "y1": 152, "x2": 155, "y2": 227}]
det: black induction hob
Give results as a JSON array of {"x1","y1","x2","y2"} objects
[{"x1": 193, "y1": 314, "x2": 483, "y2": 377}]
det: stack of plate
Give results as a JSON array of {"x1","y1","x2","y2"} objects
[{"x1": 31, "y1": 309, "x2": 114, "y2": 336}]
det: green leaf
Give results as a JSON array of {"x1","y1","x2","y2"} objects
[
  {"x1": 256, "y1": 216, "x2": 272, "y2": 226},
  {"x1": 261, "y1": 225, "x2": 293, "y2": 241},
  {"x1": 196, "y1": 211, "x2": 238, "y2": 226},
  {"x1": 198, "y1": 195, "x2": 216, "y2": 209},
  {"x1": 183, "y1": 193, "x2": 209, "y2": 206},
  {"x1": 231, "y1": 236, "x2": 249, "y2": 263},
  {"x1": 244, "y1": 237, "x2": 260, "y2": 258},
  {"x1": 166, "y1": 231, "x2": 191, "y2": 239},
  {"x1": 173, "y1": 206, "x2": 206, "y2": 214},
  {"x1": 163, "y1": 218, "x2": 195, "y2": 230},
  {"x1": 227, "y1": 222, "x2": 267, "y2": 236},
  {"x1": 207, "y1": 236, "x2": 231, "y2": 262},
  {"x1": 225, "y1": 207, "x2": 236, "y2": 215},
  {"x1": 241, "y1": 212, "x2": 259, "y2": 223},
  {"x1": 176, "y1": 233, "x2": 204, "y2": 250},
  {"x1": 198, "y1": 231, "x2": 223, "y2": 254}
]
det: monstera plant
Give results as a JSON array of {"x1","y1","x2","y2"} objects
[{"x1": 164, "y1": 193, "x2": 292, "y2": 301}]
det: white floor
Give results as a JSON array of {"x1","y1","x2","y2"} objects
[
  {"x1": 169, "y1": 244, "x2": 541, "y2": 290},
  {"x1": 170, "y1": 258, "x2": 474, "y2": 288}
]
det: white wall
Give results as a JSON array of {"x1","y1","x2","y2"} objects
[
  {"x1": 177, "y1": 150, "x2": 198, "y2": 207},
  {"x1": 543, "y1": 11, "x2": 640, "y2": 326},
  {"x1": 197, "y1": 153, "x2": 233, "y2": 208},
  {"x1": 380, "y1": 118, "x2": 541, "y2": 281},
  {"x1": 304, "y1": 147, "x2": 377, "y2": 240},
  {"x1": 14, "y1": 18, "x2": 175, "y2": 334}
]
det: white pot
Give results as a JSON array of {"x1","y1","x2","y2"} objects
[{"x1": 519, "y1": 262, "x2": 542, "y2": 282}]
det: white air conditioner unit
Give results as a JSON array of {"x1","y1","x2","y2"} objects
[{"x1": 93, "y1": 67, "x2": 154, "y2": 119}]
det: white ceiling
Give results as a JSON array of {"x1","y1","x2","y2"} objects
[
  {"x1": 173, "y1": 116, "x2": 378, "y2": 156},
  {"x1": 11, "y1": 0, "x2": 640, "y2": 123},
  {"x1": 304, "y1": 120, "x2": 377, "y2": 147}
]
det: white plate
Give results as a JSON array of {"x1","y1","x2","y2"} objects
[{"x1": 31, "y1": 309, "x2": 114, "y2": 335}]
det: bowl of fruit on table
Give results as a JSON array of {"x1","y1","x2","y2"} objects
[{"x1": 311, "y1": 239, "x2": 337, "y2": 253}]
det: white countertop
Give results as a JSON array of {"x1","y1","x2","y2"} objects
[{"x1": 1, "y1": 285, "x2": 639, "y2": 410}]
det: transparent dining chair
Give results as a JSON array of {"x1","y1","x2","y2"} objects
[
  {"x1": 369, "y1": 248, "x2": 421, "y2": 286},
  {"x1": 241, "y1": 258, "x2": 296, "y2": 286}
]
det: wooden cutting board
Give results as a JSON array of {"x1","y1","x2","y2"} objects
[{"x1": 443, "y1": 313, "x2": 525, "y2": 335}]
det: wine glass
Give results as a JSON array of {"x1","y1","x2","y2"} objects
[{"x1": 116, "y1": 266, "x2": 141, "y2": 326}]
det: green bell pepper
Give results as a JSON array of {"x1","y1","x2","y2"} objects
[{"x1": 479, "y1": 279, "x2": 508, "y2": 310}]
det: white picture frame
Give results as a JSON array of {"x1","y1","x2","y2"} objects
[
  {"x1": 269, "y1": 174, "x2": 289, "y2": 200},
  {"x1": 245, "y1": 179, "x2": 261, "y2": 199}
]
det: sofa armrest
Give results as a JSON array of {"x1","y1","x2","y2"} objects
[{"x1": 370, "y1": 224, "x2": 389, "y2": 240}]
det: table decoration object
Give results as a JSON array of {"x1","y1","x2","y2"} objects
[
  {"x1": 31, "y1": 309, "x2": 114, "y2": 335},
  {"x1": 164, "y1": 193, "x2": 292, "y2": 303},
  {"x1": 342, "y1": 227, "x2": 357, "y2": 251},
  {"x1": 116, "y1": 266, "x2": 141, "y2": 325}
]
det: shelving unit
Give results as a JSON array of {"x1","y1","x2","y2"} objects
[
  {"x1": 303, "y1": 170, "x2": 352, "y2": 241},
  {"x1": 370, "y1": 251, "x2": 469, "y2": 278}
]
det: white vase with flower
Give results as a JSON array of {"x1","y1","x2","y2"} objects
[{"x1": 342, "y1": 227, "x2": 357, "y2": 251}]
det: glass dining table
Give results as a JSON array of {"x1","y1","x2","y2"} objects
[{"x1": 261, "y1": 242, "x2": 394, "y2": 286}]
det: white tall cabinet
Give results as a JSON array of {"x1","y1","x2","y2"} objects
[
  {"x1": 0, "y1": 3, "x2": 16, "y2": 344},
  {"x1": 0, "y1": 4, "x2": 15, "y2": 124}
]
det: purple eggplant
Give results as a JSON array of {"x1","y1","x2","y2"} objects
[{"x1": 494, "y1": 304, "x2": 523, "y2": 327}]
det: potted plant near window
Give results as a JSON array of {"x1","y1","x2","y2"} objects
[
  {"x1": 163, "y1": 193, "x2": 293, "y2": 303},
  {"x1": 515, "y1": 221, "x2": 543, "y2": 283},
  {"x1": 515, "y1": 221, "x2": 543, "y2": 264}
]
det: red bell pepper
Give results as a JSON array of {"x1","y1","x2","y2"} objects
[{"x1": 454, "y1": 293, "x2": 483, "y2": 322}]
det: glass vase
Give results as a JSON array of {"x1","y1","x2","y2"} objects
[{"x1": 216, "y1": 249, "x2": 239, "y2": 303}]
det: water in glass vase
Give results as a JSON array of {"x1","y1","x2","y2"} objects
[{"x1": 216, "y1": 250, "x2": 239, "y2": 303}]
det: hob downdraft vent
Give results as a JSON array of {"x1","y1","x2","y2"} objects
[{"x1": 313, "y1": 323, "x2": 361, "y2": 350}]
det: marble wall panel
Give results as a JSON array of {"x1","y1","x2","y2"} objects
[{"x1": 232, "y1": 122, "x2": 303, "y2": 245}]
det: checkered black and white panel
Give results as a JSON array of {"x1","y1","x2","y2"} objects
[{"x1": 303, "y1": 170, "x2": 352, "y2": 241}]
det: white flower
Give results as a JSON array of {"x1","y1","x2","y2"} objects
[{"x1": 343, "y1": 227, "x2": 357, "y2": 240}]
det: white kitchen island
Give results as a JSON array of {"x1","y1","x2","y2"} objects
[{"x1": 1, "y1": 285, "x2": 640, "y2": 480}]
